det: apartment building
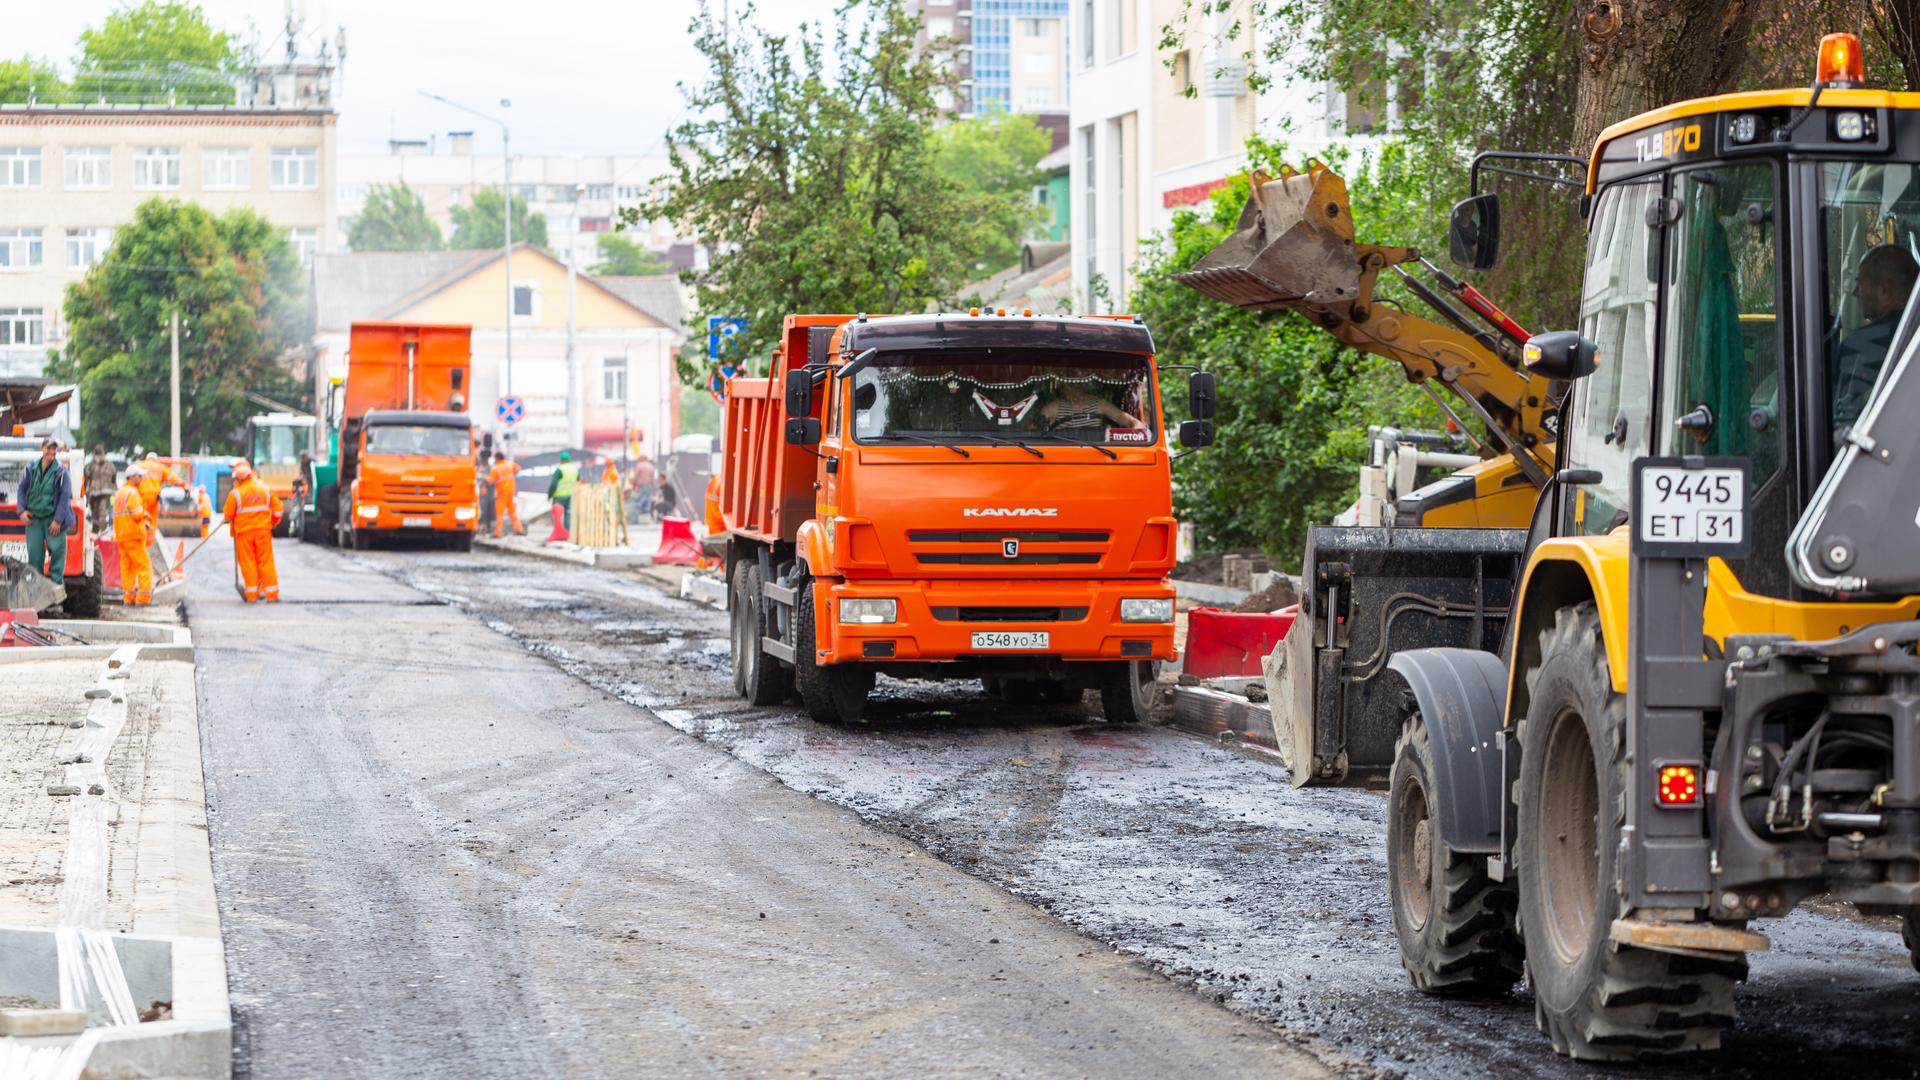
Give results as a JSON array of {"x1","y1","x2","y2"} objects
[
  {"x1": 336, "y1": 141, "x2": 687, "y2": 274},
  {"x1": 0, "y1": 65, "x2": 339, "y2": 378},
  {"x1": 912, "y1": 0, "x2": 1071, "y2": 144}
]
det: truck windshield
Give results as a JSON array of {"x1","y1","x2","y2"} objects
[
  {"x1": 1820, "y1": 161, "x2": 1920, "y2": 442},
  {"x1": 365, "y1": 425, "x2": 470, "y2": 456},
  {"x1": 850, "y1": 350, "x2": 1154, "y2": 447},
  {"x1": 250, "y1": 424, "x2": 312, "y2": 466}
]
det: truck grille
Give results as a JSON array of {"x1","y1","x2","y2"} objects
[
  {"x1": 930, "y1": 606, "x2": 1089, "y2": 623},
  {"x1": 907, "y1": 529, "x2": 1110, "y2": 569}
]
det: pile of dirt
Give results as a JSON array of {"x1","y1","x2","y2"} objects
[
  {"x1": 1232, "y1": 577, "x2": 1299, "y2": 613},
  {"x1": 1170, "y1": 547, "x2": 1265, "y2": 584}
]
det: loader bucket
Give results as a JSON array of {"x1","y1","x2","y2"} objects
[
  {"x1": 3, "y1": 556, "x2": 66, "y2": 613},
  {"x1": 1174, "y1": 165, "x2": 1363, "y2": 311}
]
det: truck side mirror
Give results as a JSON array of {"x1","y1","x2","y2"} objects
[
  {"x1": 1187, "y1": 371, "x2": 1217, "y2": 420},
  {"x1": 1178, "y1": 419, "x2": 1215, "y2": 449},
  {"x1": 783, "y1": 369, "x2": 814, "y2": 417},
  {"x1": 1448, "y1": 193, "x2": 1500, "y2": 271},
  {"x1": 1523, "y1": 331, "x2": 1600, "y2": 381},
  {"x1": 785, "y1": 417, "x2": 822, "y2": 446}
]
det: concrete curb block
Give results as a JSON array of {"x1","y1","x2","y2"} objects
[
  {"x1": 1167, "y1": 684, "x2": 1279, "y2": 753},
  {"x1": 680, "y1": 573, "x2": 728, "y2": 607},
  {"x1": 1171, "y1": 579, "x2": 1252, "y2": 607},
  {"x1": 0, "y1": 622, "x2": 191, "y2": 664},
  {"x1": 474, "y1": 535, "x2": 655, "y2": 570}
]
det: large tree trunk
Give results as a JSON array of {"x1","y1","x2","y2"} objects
[{"x1": 1569, "y1": 0, "x2": 1756, "y2": 154}]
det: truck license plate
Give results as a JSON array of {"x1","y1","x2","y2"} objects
[
  {"x1": 971, "y1": 630, "x2": 1049, "y2": 650},
  {"x1": 402, "y1": 516, "x2": 431, "y2": 528}
]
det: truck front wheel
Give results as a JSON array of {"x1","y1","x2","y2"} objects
[
  {"x1": 1098, "y1": 660, "x2": 1157, "y2": 724},
  {"x1": 1517, "y1": 602, "x2": 1741, "y2": 1061},
  {"x1": 794, "y1": 579, "x2": 873, "y2": 723},
  {"x1": 1388, "y1": 708, "x2": 1522, "y2": 996}
]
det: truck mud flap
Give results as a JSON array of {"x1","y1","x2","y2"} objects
[{"x1": 1265, "y1": 525, "x2": 1524, "y2": 787}]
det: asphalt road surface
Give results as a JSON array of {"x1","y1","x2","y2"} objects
[
  {"x1": 186, "y1": 537, "x2": 1333, "y2": 1079},
  {"x1": 189, "y1": 535, "x2": 1920, "y2": 1078}
]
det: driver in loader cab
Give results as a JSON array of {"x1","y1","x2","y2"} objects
[{"x1": 1834, "y1": 244, "x2": 1920, "y2": 435}]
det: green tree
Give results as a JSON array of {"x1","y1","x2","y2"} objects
[
  {"x1": 1132, "y1": 141, "x2": 1445, "y2": 563},
  {"x1": 643, "y1": 0, "x2": 1009, "y2": 375},
  {"x1": 589, "y1": 231, "x2": 670, "y2": 276},
  {"x1": 348, "y1": 182, "x2": 443, "y2": 252},
  {"x1": 932, "y1": 112, "x2": 1053, "y2": 272},
  {"x1": 449, "y1": 187, "x2": 548, "y2": 250},
  {"x1": 49, "y1": 198, "x2": 306, "y2": 453},
  {"x1": 72, "y1": 2, "x2": 246, "y2": 105},
  {"x1": 0, "y1": 56, "x2": 66, "y2": 104}
]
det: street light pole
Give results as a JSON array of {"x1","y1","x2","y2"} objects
[
  {"x1": 420, "y1": 91, "x2": 515, "y2": 405},
  {"x1": 565, "y1": 183, "x2": 585, "y2": 450}
]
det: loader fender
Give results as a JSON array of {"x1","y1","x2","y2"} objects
[
  {"x1": 1507, "y1": 537, "x2": 1629, "y2": 720},
  {"x1": 1386, "y1": 648, "x2": 1509, "y2": 854},
  {"x1": 795, "y1": 518, "x2": 833, "y2": 578}
]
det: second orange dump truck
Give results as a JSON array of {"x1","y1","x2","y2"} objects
[{"x1": 721, "y1": 312, "x2": 1215, "y2": 723}]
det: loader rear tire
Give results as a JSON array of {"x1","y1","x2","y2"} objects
[
  {"x1": 60, "y1": 569, "x2": 102, "y2": 619},
  {"x1": 1388, "y1": 707, "x2": 1522, "y2": 996},
  {"x1": 739, "y1": 564, "x2": 792, "y2": 706},
  {"x1": 1517, "y1": 602, "x2": 1741, "y2": 1061},
  {"x1": 793, "y1": 579, "x2": 872, "y2": 723}
]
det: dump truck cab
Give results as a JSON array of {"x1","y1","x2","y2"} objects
[
  {"x1": 722, "y1": 312, "x2": 1214, "y2": 724},
  {"x1": 1373, "y1": 34, "x2": 1920, "y2": 1062}
]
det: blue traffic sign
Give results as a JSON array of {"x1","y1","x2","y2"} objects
[
  {"x1": 495, "y1": 395, "x2": 526, "y2": 426},
  {"x1": 707, "y1": 316, "x2": 747, "y2": 360}
]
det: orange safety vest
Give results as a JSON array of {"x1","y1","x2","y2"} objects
[
  {"x1": 223, "y1": 477, "x2": 281, "y2": 536},
  {"x1": 111, "y1": 484, "x2": 148, "y2": 541},
  {"x1": 489, "y1": 460, "x2": 518, "y2": 497}
]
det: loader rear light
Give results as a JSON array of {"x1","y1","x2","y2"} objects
[
  {"x1": 1817, "y1": 32, "x2": 1864, "y2": 87},
  {"x1": 1656, "y1": 764, "x2": 1701, "y2": 807}
]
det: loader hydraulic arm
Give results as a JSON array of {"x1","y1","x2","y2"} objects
[{"x1": 1175, "y1": 163, "x2": 1555, "y2": 485}]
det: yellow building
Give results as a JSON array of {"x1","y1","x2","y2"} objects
[{"x1": 310, "y1": 245, "x2": 685, "y2": 455}]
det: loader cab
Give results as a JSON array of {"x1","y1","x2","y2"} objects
[{"x1": 1519, "y1": 70, "x2": 1920, "y2": 600}]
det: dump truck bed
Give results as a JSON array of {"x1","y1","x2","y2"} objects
[{"x1": 720, "y1": 315, "x2": 852, "y2": 545}]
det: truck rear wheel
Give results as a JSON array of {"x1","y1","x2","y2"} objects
[
  {"x1": 740, "y1": 564, "x2": 794, "y2": 706},
  {"x1": 1904, "y1": 909, "x2": 1919, "y2": 973},
  {"x1": 729, "y1": 567, "x2": 750, "y2": 698},
  {"x1": 794, "y1": 579, "x2": 872, "y2": 723},
  {"x1": 1388, "y1": 708, "x2": 1521, "y2": 996},
  {"x1": 1098, "y1": 660, "x2": 1156, "y2": 724},
  {"x1": 1518, "y1": 602, "x2": 1741, "y2": 1061}
]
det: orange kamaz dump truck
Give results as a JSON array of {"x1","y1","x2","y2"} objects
[
  {"x1": 309, "y1": 322, "x2": 479, "y2": 551},
  {"x1": 721, "y1": 311, "x2": 1216, "y2": 724}
]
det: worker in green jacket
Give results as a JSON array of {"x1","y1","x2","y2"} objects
[
  {"x1": 18, "y1": 438, "x2": 75, "y2": 586},
  {"x1": 547, "y1": 451, "x2": 580, "y2": 531}
]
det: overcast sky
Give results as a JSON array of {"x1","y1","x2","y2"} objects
[{"x1": 14, "y1": 0, "x2": 847, "y2": 156}]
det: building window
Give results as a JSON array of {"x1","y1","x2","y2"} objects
[
  {"x1": 512, "y1": 282, "x2": 540, "y2": 320},
  {"x1": 601, "y1": 356, "x2": 627, "y2": 402},
  {"x1": 270, "y1": 147, "x2": 318, "y2": 189},
  {"x1": 0, "y1": 307, "x2": 43, "y2": 346},
  {"x1": 133, "y1": 147, "x2": 181, "y2": 189},
  {"x1": 926, "y1": 15, "x2": 954, "y2": 38},
  {"x1": 448, "y1": 186, "x2": 467, "y2": 207},
  {"x1": 0, "y1": 228, "x2": 44, "y2": 270},
  {"x1": 1023, "y1": 18, "x2": 1047, "y2": 36},
  {"x1": 1080, "y1": 125, "x2": 1096, "y2": 282},
  {"x1": 0, "y1": 147, "x2": 44, "y2": 188},
  {"x1": 1081, "y1": 0, "x2": 1095, "y2": 66},
  {"x1": 543, "y1": 185, "x2": 575, "y2": 202},
  {"x1": 65, "y1": 228, "x2": 113, "y2": 270},
  {"x1": 586, "y1": 184, "x2": 612, "y2": 200},
  {"x1": 204, "y1": 147, "x2": 251, "y2": 190},
  {"x1": 64, "y1": 147, "x2": 111, "y2": 189},
  {"x1": 514, "y1": 184, "x2": 539, "y2": 202},
  {"x1": 287, "y1": 227, "x2": 318, "y2": 265},
  {"x1": 616, "y1": 185, "x2": 645, "y2": 202},
  {"x1": 580, "y1": 216, "x2": 611, "y2": 234},
  {"x1": 1025, "y1": 86, "x2": 1051, "y2": 107}
]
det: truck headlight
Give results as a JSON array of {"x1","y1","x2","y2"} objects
[
  {"x1": 357, "y1": 503, "x2": 380, "y2": 519},
  {"x1": 1120, "y1": 597, "x2": 1174, "y2": 622},
  {"x1": 454, "y1": 506, "x2": 477, "y2": 521},
  {"x1": 839, "y1": 598, "x2": 897, "y2": 625}
]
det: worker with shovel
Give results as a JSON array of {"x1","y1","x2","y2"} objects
[
  {"x1": 223, "y1": 459, "x2": 282, "y2": 603},
  {"x1": 112, "y1": 464, "x2": 154, "y2": 606}
]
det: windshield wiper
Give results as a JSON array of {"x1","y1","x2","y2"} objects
[
  {"x1": 973, "y1": 432, "x2": 1045, "y2": 458},
  {"x1": 889, "y1": 433, "x2": 970, "y2": 457},
  {"x1": 1025, "y1": 433, "x2": 1118, "y2": 459}
]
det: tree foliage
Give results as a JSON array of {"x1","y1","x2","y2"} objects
[
  {"x1": 590, "y1": 231, "x2": 670, "y2": 276},
  {"x1": 49, "y1": 198, "x2": 306, "y2": 453},
  {"x1": 0, "y1": 56, "x2": 65, "y2": 104},
  {"x1": 348, "y1": 183, "x2": 443, "y2": 252},
  {"x1": 450, "y1": 187, "x2": 549, "y2": 250},
  {"x1": 643, "y1": 0, "x2": 1015, "y2": 376},
  {"x1": 73, "y1": 1, "x2": 246, "y2": 105},
  {"x1": 1133, "y1": 140, "x2": 1445, "y2": 562},
  {"x1": 932, "y1": 112, "x2": 1054, "y2": 273}
]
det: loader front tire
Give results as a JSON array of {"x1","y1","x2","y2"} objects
[
  {"x1": 1388, "y1": 708, "x2": 1522, "y2": 996},
  {"x1": 1517, "y1": 602, "x2": 1741, "y2": 1061}
]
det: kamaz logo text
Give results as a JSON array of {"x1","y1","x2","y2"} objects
[{"x1": 962, "y1": 507, "x2": 1059, "y2": 518}]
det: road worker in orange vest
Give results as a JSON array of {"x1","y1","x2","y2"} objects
[
  {"x1": 137, "y1": 452, "x2": 169, "y2": 522},
  {"x1": 113, "y1": 465, "x2": 155, "y2": 606},
  {"x1": 488, "y1": 451, "x2": 521, "y2": 537},
  {"x1": 223, "y1": 459, "x2": 282, "y2": 603}
]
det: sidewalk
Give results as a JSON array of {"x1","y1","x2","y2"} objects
[{"x1": 0, "y1": 627, "x2": 230, "y2": 1077}]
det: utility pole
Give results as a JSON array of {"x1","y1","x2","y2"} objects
[
  {"x1": 565, "y1": 184, "x2": 585, "y2": 450},
  {"x1": 169, "y1": 308, "x2": 181, "y2": 458}
]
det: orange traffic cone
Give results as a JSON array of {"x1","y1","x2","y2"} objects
[
  {"x1": 172, "y1": 540, "x2": 186, "y2": 579},
  {"x1": 548, "y1": 503, "x2": 571, "y2": 543}
]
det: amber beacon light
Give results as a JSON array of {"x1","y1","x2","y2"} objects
[{"x1": 1817, "y1": 32, "x2": 1865, "y2": 87}]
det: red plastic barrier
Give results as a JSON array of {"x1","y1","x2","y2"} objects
[
  {"x1": 1183, "y1": 604, "x2": 1298, "y2": 679},
  {"x1": 548, "y1": 503, "x2": 571, "y2": 543},
  {"x1": 653, "y1": 516, "x2": 700, "y2": 566}
]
